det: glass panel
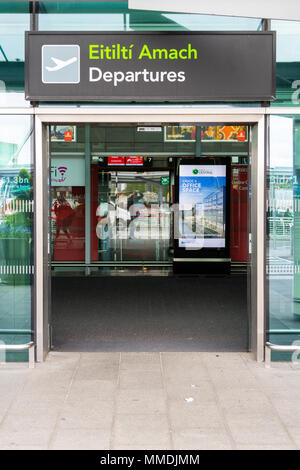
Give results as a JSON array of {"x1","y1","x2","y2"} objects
[
  {"x1": 267, "y1": 115, "x2": 300, "y2": 359},
  {"x1": 271, "y1": 20, "x2": 300, "y2": 107},
  {"x1": 230, "y1": 160, "x2": 248, "y2": 268},
  {"x1": 0, "y1": 1, "x2": 30, "y2": 107},
  {"x1": 93, "y1": 170, "x2": 172, "y2": 263},
  {"x1": 38, "y1": 3, "x2": 261, "y2": 106},
  {"x1": 0, "y1": 115, "x2": 33, "y2": 360},
  {"x1": 51, "y1": 186, "x2": 85, "y2": 261},
  {"x1": 38, "y1": 2, "x2": 126, "y2": 31},
  {"x1": 91, "y1": 124, "x2": 196, "y2": 154},
  {"x1": 50, "y1": 125, "x2": 86, "y2": 263},
  {"x1": 90, "y1": 125, "x2": 249, "y2": 156},
  {"x1": 154, "y1": 14, "x2": 261, "y2": 31},
  {"x1": 38, "y1": 1, "x2": 261, "y2": 32}
]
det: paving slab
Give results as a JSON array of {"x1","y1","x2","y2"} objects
[
  {"x1": 168, "y1": 402, "x2": 225, "y2": 430},
  {"x1": 171, "y1": 428, "x2": 233, "y2": 450},
  {"x1": 119, "y1": 370, "x2": 163, "y2": 390},
  {"x1": 58, "y1": 400, "x2": 114, "y2": 430},
  {"x1": 66, "y1": 379, "x2": 117, "y2": 403},
  {"x1": 116, "y1": 389, "x2": 167, "y2": 415},
  {"x1": 120, "y1": 352, "x2": 161, "y2": 370},
  {"x1": 112, "y1": 413, "x2": 171, "y2": 449}
]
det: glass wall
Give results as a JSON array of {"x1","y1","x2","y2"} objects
[
  {"x1": 37, "y1": 1, "x2": 262, "y2": 107},
  {"x1": 0, "y1": 115, "x2": 33, "y2": 360},
  {"x1": 1, "y1": 2, "x2": 299, "y2": 109},
  {"x1": 2, "y1": 0, "x2": 300, "y2": 360},
  {"x1": 50, "y1": 123, "x2": 249, "y2": 275},
  {"x1": 50, "y1": 124, "x2": 86, "y2": 265},
  {"x1": 267, "y1": 115, "x2": 300, "y2": 359},
  {"x1": 272, "y1": 20, "x2": 300, "y2": 107},
  {"x1": 0, "y1": 1, "x2": 30, "y2": 107}
]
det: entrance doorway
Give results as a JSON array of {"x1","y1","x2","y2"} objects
[{"x1": 47, "y1": 123, "x2": 251, "y2": 352}]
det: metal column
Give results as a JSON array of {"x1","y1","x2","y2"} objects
[{"x1": 85, "y1": 125, "x2": 91, "y2": 275}]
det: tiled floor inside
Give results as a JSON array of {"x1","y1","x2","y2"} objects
[{"x1": 1, "y1": 352, "x2": 300, "y2": 450}]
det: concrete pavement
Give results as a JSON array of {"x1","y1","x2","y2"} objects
[{"x1": 0, "y1": 352, "x2": 300, "y2": 450}]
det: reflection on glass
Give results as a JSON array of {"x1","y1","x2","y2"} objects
[
  {"x1": 162, "y1": 13, "x2": 261, "y2": 31},
  {"x1": 165, "y1": 126, "x2": 196, "y2": 142},
  {"x1": 0, "y1": 115, "x2": 33, "y2": 358},
  {"x1": 165, "y1": 125, "x2": 248, "y2": 143},
  {"x1": 94, "y1": 171, "x2": 172, "y2": 263},
  {"x1": 272, "y1": 20, "x2": 300, "y2": 107},
  {"x1": 267, "y1": 115, "x2": 300, "y2": 358},
  {"x1": 38, "y1": 2, "x2": 261, "y2": 32}
]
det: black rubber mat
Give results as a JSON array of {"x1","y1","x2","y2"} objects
[{"x1": 51, "y1": 275, "x2": 248, "y2": 352}]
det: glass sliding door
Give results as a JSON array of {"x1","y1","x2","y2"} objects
[
  {"x1": 50, "y1": 124, "x2": 176, "y2": 273},
  {"x1": 93, "y1": 170, "x2": 172, "y2": 264},
  {"x1": 49, "y1": 123, "x2": 250, "y2": 274}
]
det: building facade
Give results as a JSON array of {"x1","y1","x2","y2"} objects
[{"x1": 1, "y1": 0, "x2": 300, "y2": 362}]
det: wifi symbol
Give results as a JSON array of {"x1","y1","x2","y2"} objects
[{"x1": 58, "y1": 166, "x2": 67, "y2": 176}]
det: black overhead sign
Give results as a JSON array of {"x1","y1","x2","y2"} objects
[{"x1": 25, "y1": 31, "x2": 276, "y2": 102}]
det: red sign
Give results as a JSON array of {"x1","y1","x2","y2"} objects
[
  {"x1": 126, "y1": 156, "x2": 143, "y2": 166},
  {"x1": 64, "y1": 130, "x2": 73, "y2": 142},
  {"x1": 107, "y1": 156, "x2": 125, "y2": 166},
  {"x1": 237, "y1": 130, "x2": 246, "y2": 142}
]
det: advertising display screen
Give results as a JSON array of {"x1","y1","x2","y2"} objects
[{"x1": 179, "y1": 164, "x2": 227, "y2": 249}]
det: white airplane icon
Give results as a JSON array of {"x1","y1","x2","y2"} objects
[{"x1": 45, "y1": 56, "x2": 77, "y2": 72}]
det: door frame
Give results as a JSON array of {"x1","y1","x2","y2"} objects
[{"x1": 34, "y1": 107, "x2": 266, "y2": 362}]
